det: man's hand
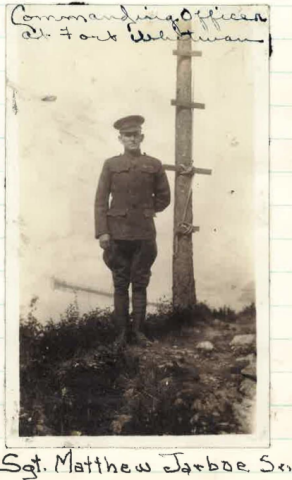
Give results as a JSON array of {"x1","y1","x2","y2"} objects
[{"x1": 99, "y1": 234, "x2": 111, "y2": 250}]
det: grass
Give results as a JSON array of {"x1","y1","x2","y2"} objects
[{"x1": 19, "y1": 300, "x2": 256, "y2": 436}]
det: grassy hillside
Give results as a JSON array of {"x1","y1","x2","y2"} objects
[{"x1": 20, "y1": 301, "x2": 256, "y2": 436}]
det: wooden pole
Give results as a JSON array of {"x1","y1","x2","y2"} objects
[{"x1": 172, "y1": 33, "x2": 196, "y2": 309}]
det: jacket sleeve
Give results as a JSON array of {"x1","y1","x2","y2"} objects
[
  {"x1": 94, "y1": 160, "x2": 111, "y2": 238},
  {"x1": 154, "y1": 163, "x2": 171, "y2": 213}
]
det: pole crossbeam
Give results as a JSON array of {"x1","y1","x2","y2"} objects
[
  {"x1": 177, "y1": 223, "x2": 200, "y2": 235},
  {"x1": 173, "y1": 49, "x2": 202, "y2": 57},
  {"x1": 163, "y1": 164, "x2": 212, "y2": 176},
  {"x1": 193, "y1": 167, "x2": 212, "y2": 176},
  {"x1": 171, "y1": 99, "x2": 205, "y2": 110}
]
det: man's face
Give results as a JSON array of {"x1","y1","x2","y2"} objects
[{"x1": 119, "y1": 131, "x2": 144, "y2": 152}]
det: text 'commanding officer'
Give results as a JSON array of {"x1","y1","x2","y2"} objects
[{"x1": 95, "y1": 115, "x2": 171, "y2": 349}]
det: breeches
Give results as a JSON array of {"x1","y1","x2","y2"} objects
[{"x1": 103, "y1": 239, "x2": 157, "y2": 293}]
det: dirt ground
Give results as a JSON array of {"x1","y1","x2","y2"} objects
[{"x1": 20, "y1": 304, "x2": 256, "y2": 436}]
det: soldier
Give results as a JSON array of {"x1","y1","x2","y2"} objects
[{"x1": 95, "y1": 115, "x2": 171, "y2": 348}]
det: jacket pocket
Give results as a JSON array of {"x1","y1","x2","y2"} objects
[
  {"x1": 107, "y1": 209, "x2": 127, "y2": 217},
  {"x1": 139, "y1": 165, "x2": 157, "y2": 174},
  {"x1": 110, "y1": 165, "x2": 129, "y2": 174}
]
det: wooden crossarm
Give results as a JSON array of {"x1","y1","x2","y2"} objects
[
  {"x1": 177, "y1": 223, "x2": 200, "y2": 235},
  {"x1": 162, "y1": 163, "x2": 178, "y2": 172},
  {"x1": 163, "y1": 164, "x2": 177, "y2": 172},
  {"x1": 171, "y1": 99, "x2": 205, "y2": 109},
  {"x1": 163, "y1": 164, "x2": 212, "y2": 175},
  {"x1": 193, "y1": 167, "x2": 212, "y2": 175},
  {"x1": 173, "y1": 49, "x2": 202, "y2": 57}
]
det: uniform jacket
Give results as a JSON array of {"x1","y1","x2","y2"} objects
[{"x1": 95, "y1": 151, "x2": 171, "y2": 240}]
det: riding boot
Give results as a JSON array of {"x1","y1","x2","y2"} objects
[
  {"x1": 113, "y1": 291, "x2": 129, "y2": 350},
  {"x1": 132, "y1": 289, "x2": 151, "y2": 346}
]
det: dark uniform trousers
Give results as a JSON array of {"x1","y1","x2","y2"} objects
[
  {"x1": 103, "y1": 239, "x2": 157, "y2": 331},
  {"x1": 95, "y1": 151, "x2": 170, "y2": 335}
]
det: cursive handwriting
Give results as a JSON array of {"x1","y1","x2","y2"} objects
[
  {"x1": 10, "y1": 4, "x2": 267, "y2": 44},
  {"x1": 127, "y1": 24, "x2": 264, "y2": 44}
]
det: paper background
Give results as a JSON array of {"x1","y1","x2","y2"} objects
[{"x1": 1, "y1": 0, "x2": 292, "y2": 477}]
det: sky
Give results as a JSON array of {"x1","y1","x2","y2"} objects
[{"x1": 7, "y1": 5, "x2": 269, "y2": 322}]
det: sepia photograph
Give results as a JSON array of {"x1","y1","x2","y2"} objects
[{"x1": 5, "y1": 3, "x2": 269, "y2": 447}]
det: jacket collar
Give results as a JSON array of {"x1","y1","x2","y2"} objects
[{"x1": 124, "y1": 149, "x2": 142, "y2": 158}]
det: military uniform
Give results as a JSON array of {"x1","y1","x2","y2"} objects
[
  {"x1": 95, "y1": 151, "x2": 170, "y2": 241},
  {"x1": 94, "y1": 116, "x2": 170, "y2": 346}
]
